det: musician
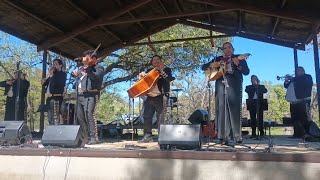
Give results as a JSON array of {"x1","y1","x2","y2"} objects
[
  {"x1": 42, "y1": 58, "x2": 67, "y2": 125},
  {"x1": 0, "y1": 71, "x2": 30, "y2": 121},
  {"x1": 245, "y1": 75, "x2": 268, "y2": 138},
  {"x1": 138, "y1": 55, "x2": 175, "y2": 143},
  {"x1": 202, "y1": 42, "x2": 249, "y2": 145},
  {"x1": 73, "y1": 50, "x2": 104, "y2": 145},
  {"x1": 284, "y1": 66, "x2": 313, "y2": 138}
]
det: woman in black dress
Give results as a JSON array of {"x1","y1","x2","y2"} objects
[{"x1": 202, "y1": 42, "x2": 250, "y2": 145}]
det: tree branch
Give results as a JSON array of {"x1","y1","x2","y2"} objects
[{"x1": 102, "y1": 71, "x2": 140, "y2": 90}]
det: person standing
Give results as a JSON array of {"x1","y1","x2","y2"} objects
[
  {"x1": 0, "y1": 71, "x2": 30, "y2": 121},
  {"x1": 284, "y1": 66, "x2": 313, "y2": 138},
  {"x1": 245, "y1": 75, "x2": 268, "y2": 138},
  {"x1": 42, "y1": 58, "x2": 67, "y2": 125},
  {"x1": 138, "y1": 55, "x2": 175, "y2": 143},
  {"x1": 73, "y1": 50, "x2": 104, "y2": 145},
  {"x1": 202, "y1": 42, "x2": 250, "y2": 145}
]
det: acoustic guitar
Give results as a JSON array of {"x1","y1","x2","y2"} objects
[
  {"x1": 205, "y1": 53, "x2": 251, "y2": 81},
  {"x1": 127, "y1": 68, "x2": 160, "y2": 98}
]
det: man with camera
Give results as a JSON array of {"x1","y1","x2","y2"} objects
[
  {"x1": 284, "y1": 66, "x2": 313, "y2": 138},
  {"x1": 42, "y1": 58, "x2": 67, "y2": 125},
  {"x1": 73, "y1": 50, "x2": 104, "y2": 145}
]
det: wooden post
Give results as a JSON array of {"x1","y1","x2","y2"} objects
[
  {"x1": 293, "y1": 47, "x2": 298, "y2": 70},
  {"x1": 312, "y1": 33, "x2": 320, "y2": 124},
  {"x1": 39, "y1": 50, "x2": 47, "y2": 133}
]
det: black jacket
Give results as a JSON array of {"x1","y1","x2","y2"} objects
[
  {"x1": 0, "y1": 78, "x2": 30, "y2": 98},
  {"x1": 202, "y1": 54, "x2": 250, "y2": 80},
  {"x1": 245, "y1": 85, "x2": 268, "y2": 100},
  {"x1": 284, "y1": 74, "x2": 313, "y2": 99},
  {"x1": 43, "y1": 70, "x2": 67, "y2": 94},
  {"x1": 146, "y1": 67, "x2": 175, "y2": 95},
  {"x1": 77, "y1": 64, "x2": 104, "y2": 92}
]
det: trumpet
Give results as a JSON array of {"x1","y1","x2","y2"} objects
[{"x1": 276, "y1": 74, "x2": 294, "y2": 80}]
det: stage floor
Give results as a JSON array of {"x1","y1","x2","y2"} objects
[{"x1": 77, "y1": 135, "x2": 320, "y2": 153}]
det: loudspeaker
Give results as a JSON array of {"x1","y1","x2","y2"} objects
[
  {"x1": 0, "y1": 121, "x2": 31, "y2": 145},
  {"x1": 188, "y1": 109, "x2": 208, "y2": 124},
  {"x1": 41, "y1": 125, "x2": 81, "y2": 148},
  {"x1": 158, "y1": 124, "x2": 202, "y2": 150}
]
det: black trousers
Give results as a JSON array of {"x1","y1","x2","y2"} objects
[
  {"x1": 77, "y1": 94, "x2": 99, "y2": 141},
  {"x1": 290, "y1": 100, "x2": 311, "y2": 137},
  {"x1": 4, "y1": 97, "x2": 27, "y2": 121},
  {"x1": 249, "y1": 102, "x2": 264, "y2": 135},
  {"x1": 46, "y1": 96, "x2": 63, "y2": 125},
  {"x1": 143, "y1": 95, "x2": 164, "y2": 135}
]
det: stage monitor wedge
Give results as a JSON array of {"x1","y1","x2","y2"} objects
[
  {"x1": 158, "y1": 124, "x2": 202, "y2": 150},
  {"x1": 0, "y1": 121, "x2": 31, "y2": 145},
  {"x1": 41, "y1": 125, "x2": 81, "y2": 148}
]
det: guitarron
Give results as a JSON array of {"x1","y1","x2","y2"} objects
[
  {"x1": 205, "y1": 53, "x2": 251, "y2": 81},
  {"x1": 127, "y1": 68, "x2": 160, "y2": 98}
]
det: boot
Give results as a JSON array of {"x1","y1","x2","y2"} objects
[{"x1": 250, "y1": 127, "x2": 257, "y2": 138}]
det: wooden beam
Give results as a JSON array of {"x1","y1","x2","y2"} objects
[
  {"x1": 99, "y1": 8, "x2": 236, "y2": 26},
  {"x1": 180, "y1": 20, "x2": 305, "y2": 50},
  {"x1": 158, "y1": 0, "x2": 169, "y2": 15},
  {"x1": 270, "y1": 0, "x2": 287, "y2": 38},
  {"x1": 304, "y1": 24, "x2": 320, "y2": 44},
  {"x1": 312, "y1": 33, "x2": 320, "y2": 123},
  {"x1": 127, "y1": 34, "x2": 230, "y2": 46},
  {"x1": 237, "y1": 10, "x2": 242, "y2": 33},
  {"x1": 2, "y1": 0, "x2": 95, "y2": 49},
  {"x1": 175, "y1": 0, "x2": 183, "y2": 13},
  {"x1": 293, "y1": 47, "x2": 298, "y2": 70},
  {"x1": 187, "y1": 0, "x2": 318, "y2": 24},
  {"x1": 65, "y1": 0, "x2": 124, "y2": 42},
  {"x1": 39, "y1": 50, "x2": 47, "y2": 133},
  {"x1": 38, "y1": 0, "x2": 152, "y2": 51},
  {"x1": 98, "y1": 21, "x2": 177, "y2": 58},
  {"x1": 114, "y1": 0, "x2": 147, "y2": 31}
]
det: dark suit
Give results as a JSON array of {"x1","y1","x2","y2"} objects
[
  {"x1": 43, "y1": 70, "x2": 67, "y2": 125},
  {"x1": 143, "y1": 67, "x2": 175, "y2": 135},
  {"x1": 76, "y1": 64, "x2": 104, "y2": 142},
  {"x1": 0, "y1": 78, "x2": 30, "y2": 121},
  {"x1": 245, "y1": 84, "x2": 268, "y2": 136},
  {"x1": 202, "y1": 55, "x2": 250, "y2": 143},
  {"x1": 284, "y1": 74, "x2": 313, "y2": 137}
]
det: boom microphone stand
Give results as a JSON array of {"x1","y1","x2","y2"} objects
[{"x1": 14, "y1": 61, "x2": 21, "y2": 121}]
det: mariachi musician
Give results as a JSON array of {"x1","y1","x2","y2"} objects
[
  {"x1": 0, "y1": 71, "x2": 30, "y2": 121},
  {"x1": 284, "y1": 66, "x2": 313, "y2": 138},
  {"x1": 42, "y1": 58, "x2": 67, "y2": 125},
  {"x1": 202, "y1": 42, "x2": 250, "y2": 145},
  {"x1": 245, "y1": 75, "x2": 268, "y2": 138},
  {"x1": 72, "y1": 49, "x2": 104, "y2": 145},
  {"x1": 137, "y1": 55, "x2": 175, "y2": 143}
]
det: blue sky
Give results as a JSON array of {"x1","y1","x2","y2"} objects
[{"x1": 233, "y1": 37, "x2": 316, "y2": 87}]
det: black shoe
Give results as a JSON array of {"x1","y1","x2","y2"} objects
[{"x1": 138, "y1": 134, "x2": 153, "y2": 143}]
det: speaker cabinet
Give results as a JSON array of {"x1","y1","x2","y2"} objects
[
  {"x1": 0, "y1": 121, "x2": 31, "y2": 145},
  {"x1": 158, "y1": 124, "x2": 202, "y2": 150},
  {"x1": 188, "y1": 109, "x2": 208, "y2": 124},
  {"x1": 41, "y1": 125, "x2": 81, "y2": 148}
]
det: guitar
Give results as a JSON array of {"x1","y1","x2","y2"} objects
[
  {"x1": 205, "y1": 53, "x2": 251, "y2": 81},
  {"x1": 127, "y1": 68, "x2": 160, "y2": 98}
]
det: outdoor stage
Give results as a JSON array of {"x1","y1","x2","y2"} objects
[{"x1": 0, "y1": 135, "x2": 320, "y2": 180}]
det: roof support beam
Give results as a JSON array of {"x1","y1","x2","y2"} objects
[
  {"x1": 180, "y1": 20, "x2": 305, "y2": 50},
  {"x1": 187, "y1": 0, "x2": 318, "y2": 24},
  {"x1": 270, "y1": 0, "x2": 287, "y2": 37},
  {"x1": 65, "y1": 0, "x2": 124, "y2": 42},
  {"x1": 2, "y1": 0, "x2": 95, "y2": 49},
  {"x1": 99, "y1": 8, "x2": 235, "y2": 26},
  {"x1": 128, "y1": 34, "x2": 230, "y2": 46},
  {"x1": 174, "y1": 0, "x2": 183, "y2": 13},
  {"x1": 38, "y1": 0, "x2": 152, "y2": 52},
  {"x1": 98, "y1": 21, "x2": 177, "y2": 58},
  {"x1": 158, "y1": 0, "x2": 169, "y2": 15}
]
